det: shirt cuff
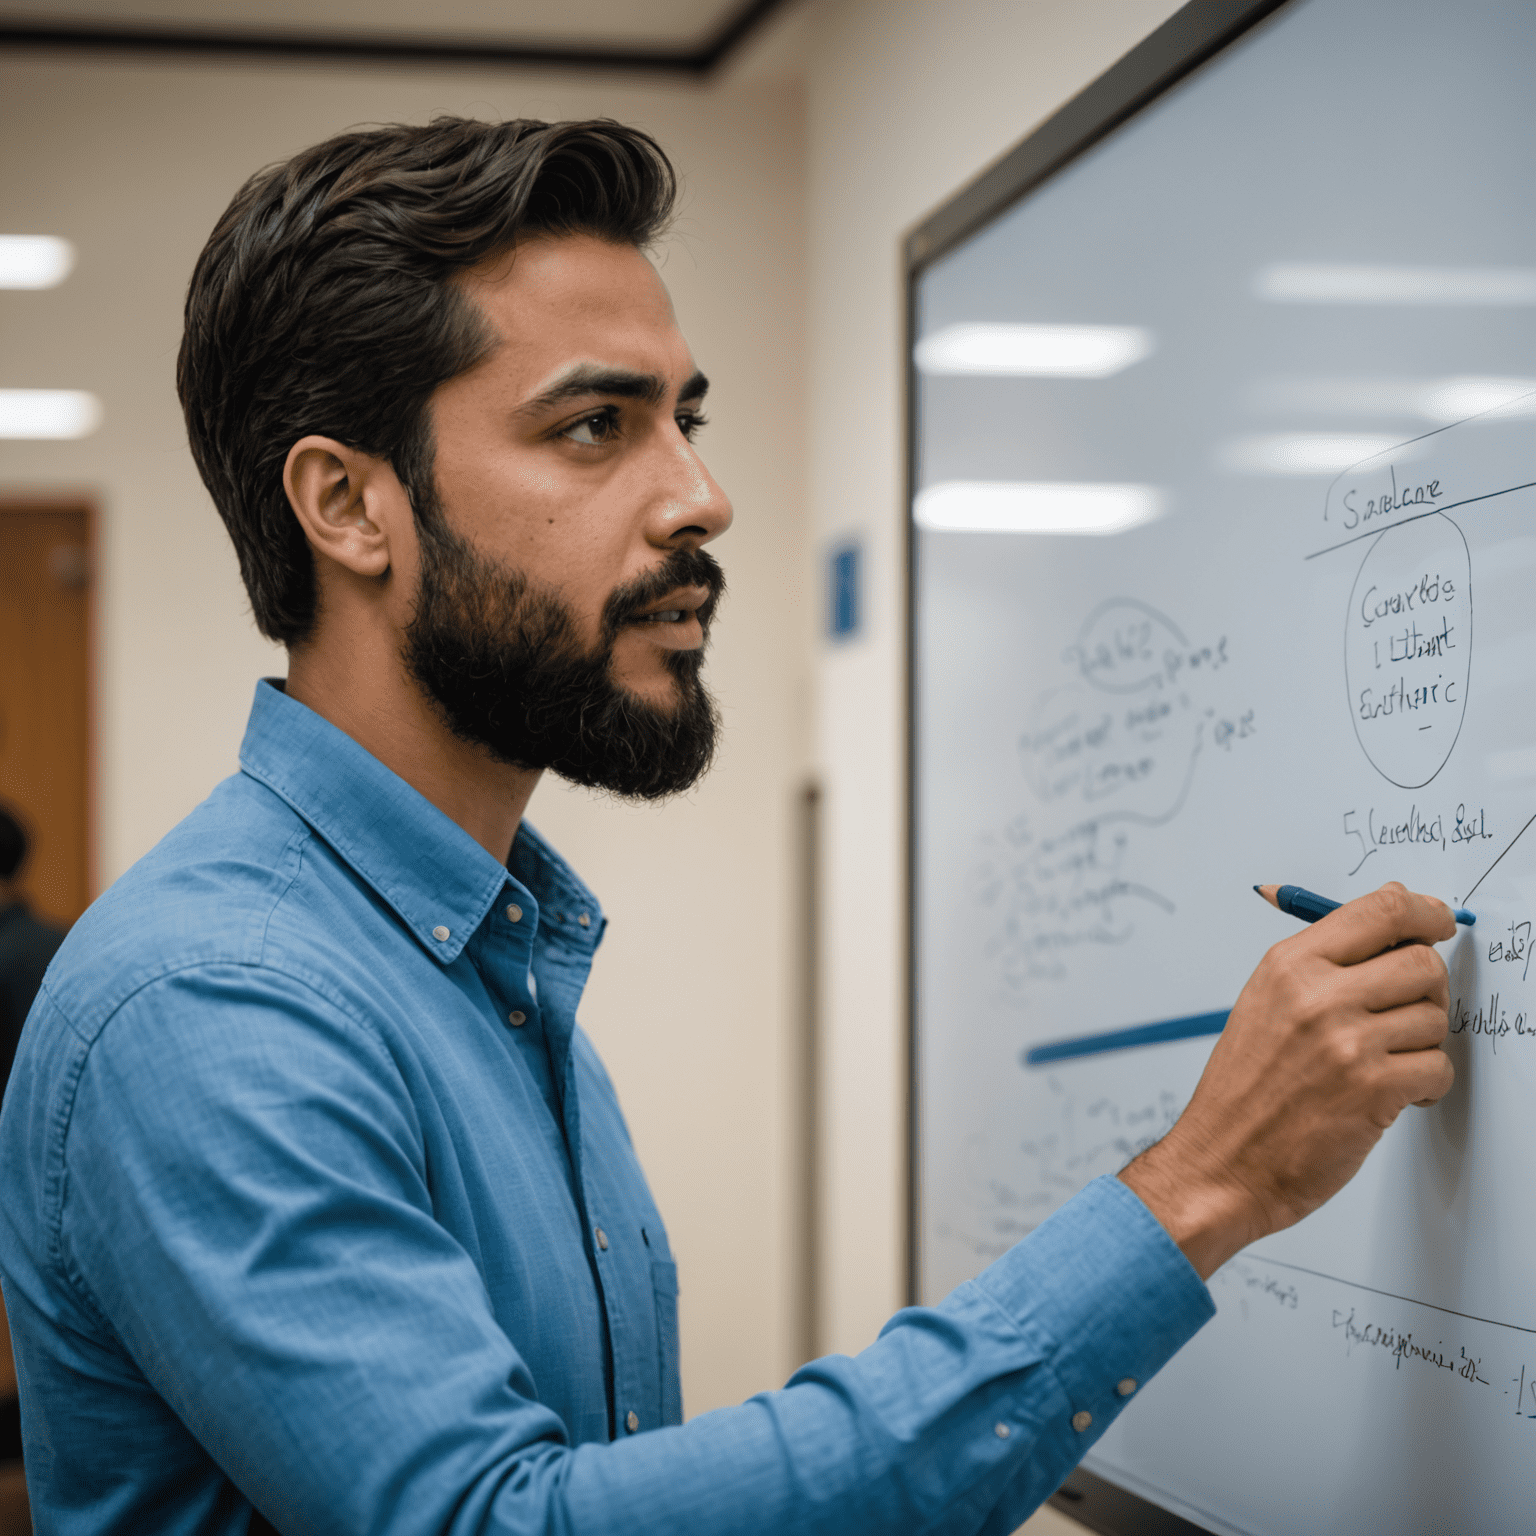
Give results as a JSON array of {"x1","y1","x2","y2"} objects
[{"x1": 969, "y1": 1174, "x2": 1215, "y2": 1439}]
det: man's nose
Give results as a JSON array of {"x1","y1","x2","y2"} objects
[{"x1": 645, "y1": 434, "x2": 733, "y2": 549}]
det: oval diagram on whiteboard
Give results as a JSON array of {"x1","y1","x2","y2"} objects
[{"x1": 1344, "y1": 514, "x2": 1471, "y2": 789}]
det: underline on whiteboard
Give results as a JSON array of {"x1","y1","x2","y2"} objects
[
  {"x1": 1460, "y1": 808, "x2": 1536, "y2": 905},
  {"x1": 1244, "y1": 1254, "x2": 1536, "y2": 1336},
  {"x1": 1302, "y1": 479, "x2": 1536, "y2": 561},
  {"x1": 1023, "y1": 1009, "x2": 1229, "y2": 1066}
]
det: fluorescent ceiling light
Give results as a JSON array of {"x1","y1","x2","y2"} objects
[
  {"x1": 914, "y1": 481, "x2": 1163, "y2": 535},
  {"x1": 1255, "y1": 263, "x2": 1536, "y2": 305},
  {"x1": 1418, "y1": 376, "x2": 1536, "y2": 422},
  {"x1": 0, "y1": 235, "x2": 75, "y2": 289},
  {"x1": 914, "y1": 322, "x2": 1153, "y2": 378},
  {"x1": 0, "y1": 389, "x2": 102, "y2": 439},
  {"x1": 1217, "y1": 432, "x2": 1405, "y2": 476}
]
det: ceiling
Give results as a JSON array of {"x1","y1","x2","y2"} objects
[{"x1": 0, "y1": 0, "x2": 783, "y2": 66}]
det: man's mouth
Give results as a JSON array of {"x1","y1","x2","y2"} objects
[{"x1": 627, "y1": 585, "x2": 713, "y2": 629}]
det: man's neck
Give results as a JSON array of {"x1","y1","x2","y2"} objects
[{"x1": 284, "y1": 646, "x2": 542, "y2": 866}]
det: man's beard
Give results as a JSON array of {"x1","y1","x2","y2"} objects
[{"x1": 402, "y1": 516, "x2": 724, "y2": 801}]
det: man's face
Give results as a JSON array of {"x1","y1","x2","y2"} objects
[{"x1": 402, "y1": 234, "x2": 734, "y2": 797}]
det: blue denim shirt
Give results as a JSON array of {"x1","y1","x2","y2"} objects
[{"x1": 0, "y1": 681, "x2": 1213, "y2": 1535}]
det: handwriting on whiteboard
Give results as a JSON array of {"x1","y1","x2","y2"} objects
[
  {"x1": 971, "y1": 597, "x2": 1253, "y2": 997},
  {"x1": 936, "y1": 1078, "x2": 1185, "y2": 1262}
]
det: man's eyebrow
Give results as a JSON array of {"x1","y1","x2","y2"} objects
[{"x1": 516, "y1": 364, "x2": 709, "y2": 416}]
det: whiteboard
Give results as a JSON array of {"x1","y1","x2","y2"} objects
[{"x1": 908, "y1": 2, "x2": 1536, "y2": 1532}]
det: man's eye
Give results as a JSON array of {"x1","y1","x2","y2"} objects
[
  {"x1": 562, "y1": 410, "x2": 617, "y2": 446},
  {"x1": 676, "y1": 411, "x2": 709, "y2": 442}
]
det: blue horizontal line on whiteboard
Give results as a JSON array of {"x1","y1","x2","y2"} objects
[{"x1": 1024, "y1": 1009, "x2": 1230, "y2": 1066}]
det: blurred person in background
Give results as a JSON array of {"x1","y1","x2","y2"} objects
[
  {"x1": 0, "y1": 118, "x2": 1457, "y2": 1536},
  {"x1": 0, "y1": 801, "x2": 61, "y2": 1519},
  {"x1": 0, "y1": 804, "x2": 64, "y2": 1099}
]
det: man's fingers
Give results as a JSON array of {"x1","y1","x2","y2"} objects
[
  {"x1": 1347, "y1": 939, "x2": 1450, "y2": 1015},
  {"x1": 1310, "y1": 882, "x2": 1456, "y2": 965},
  {"x1": 1379, "y1": 1045, "x2": 1456, "y2": 1109},
  {"x1": 1372, "y1": 998, "x2": 1452, "y2": 1053}
]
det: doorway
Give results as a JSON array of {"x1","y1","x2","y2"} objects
[{"x1": 0, "y1": 500, "x2": 93, "y2": 926}]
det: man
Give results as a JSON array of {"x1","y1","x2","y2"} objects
[{"x1": 0, "y1": 118, "x2": 1456, "y2": 1534}]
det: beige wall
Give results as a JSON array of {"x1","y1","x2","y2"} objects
[
  {"x1": 0, "y1": 49, "x2": 808, "y2": 1417},
  {"x1": 800, "y1": 0, "x2": 1185, "y2": 1355}
]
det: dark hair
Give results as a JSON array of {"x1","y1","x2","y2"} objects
[
  {"x1": 0, "y1": 805, "x2": 28, "y2": 881},
  {"x1": 178, "y1": 116, "x2": 679, "y2": 644}
]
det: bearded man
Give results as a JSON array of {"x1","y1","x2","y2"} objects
[{"x1": 0, "y1": 118, "x2": 1457, "y2": 1535}]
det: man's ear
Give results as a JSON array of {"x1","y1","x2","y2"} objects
[{"x1": 283, "y1": 436, "x2": 402, "y2": 579}]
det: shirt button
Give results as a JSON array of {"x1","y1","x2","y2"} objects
[
  {"x1": 1117, "y1": 1378, "x2": 1138, "y2": 1397},
  {"x1": 505, "y1": 904, "x2": 523, "y2": 923},
  {"x1": 577, "y1": 912, "x2": 591, "y2": 928},
  {"x1": 595, "y1": 1227, "x2": 609, "y2": 1250},
  {"x1": 431, "y1": 925, "x2": 450, "y2": 942},
  {"x1": 626, "y1": 1410, "x2": 639, "y2": 1433},
  {"x1": 1072, "y1": 1410, "x2": 1093, "y2": 1433},
  {"x1": 508, "y1": 1011, "x2": 526, "y2": 1027},
  {"x1": 993, "y1": 1422, "x2": 1010, "y2": 1439}
]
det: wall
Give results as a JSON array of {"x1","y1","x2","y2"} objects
[
  {"x1": 801, "y1": 0, "x2": 1185, "y2": 1356},
  {"x1": 0, "y1": 49, "x2": 808, "y2": 1416}
]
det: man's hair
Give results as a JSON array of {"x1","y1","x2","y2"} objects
[{"x1": 178, "y1": 116, "x2": 679, "y2": 644}]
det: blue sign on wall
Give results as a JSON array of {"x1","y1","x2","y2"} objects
[{"x1": 829, "y1": 542, "x2": 861, "y2": 640}]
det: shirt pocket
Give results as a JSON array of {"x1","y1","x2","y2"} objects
[{"x1": 650, "y1": 1257, "x2": 682, "y2": 1426}]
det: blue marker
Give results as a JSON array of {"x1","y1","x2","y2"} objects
[{"x1": 1256, "y1": 884, "x2": 1475, "y2": 927}]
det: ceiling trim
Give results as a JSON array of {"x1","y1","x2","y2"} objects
[{"x1": 0, "y1": 0, "x2": 787, "y2": 75}]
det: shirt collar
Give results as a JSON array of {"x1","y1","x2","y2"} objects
[
  {"x1": 508, "y1": 821, "x2": 608, "y2": 950},
  {"x1": 237, "y1": 679, "x2": 603, "y2": 964}
]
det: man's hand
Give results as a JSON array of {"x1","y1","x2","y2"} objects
[{"x1": 1119, "y1": 882, "x2": 1456, "y2": 1278}]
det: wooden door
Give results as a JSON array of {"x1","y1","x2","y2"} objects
[{"x1": 0, "y1": 503, "x2": 92, "y2": 926}]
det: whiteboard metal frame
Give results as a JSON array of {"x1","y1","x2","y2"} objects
[{"x1": 903, "y1": 2, "x2": 1295, "y2": 1530}]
